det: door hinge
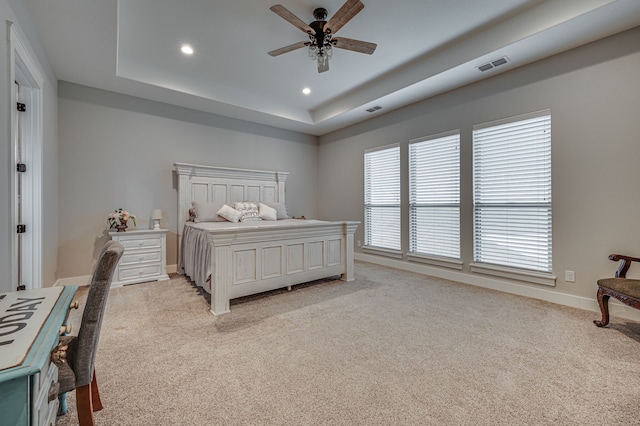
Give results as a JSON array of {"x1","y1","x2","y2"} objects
[
  {"x1": 16, "y1": 102, "x2": 26, "y2": 112},
  {"x1": 17, "y1": 224, "x2": 26, "y2": 233},
  {"x1": 17, "y1": 163, "x2": 26, "y2": 173}
]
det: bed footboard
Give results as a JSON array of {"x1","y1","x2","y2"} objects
[{"x1": 208, "y1": 221, "x2": 359, "y2": 315}]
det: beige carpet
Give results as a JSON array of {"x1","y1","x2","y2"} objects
[{"x1": 56, "y1": 261, "x2": 640, "y2": 425}]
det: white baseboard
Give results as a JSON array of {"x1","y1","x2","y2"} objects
[
  {"x1": 55, "y1": 264, "x2": 178, "y2": 287},
  {"x1": 355, "y1": 253, "x2": 640, "y2": 323}
]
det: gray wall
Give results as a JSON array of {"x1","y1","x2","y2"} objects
[
  {"x1": 318, "y1": 27, "x2": 640, "y2": 302},
  {"x1": 57, "y1": 82, "x2": 318, "y2": 278}
]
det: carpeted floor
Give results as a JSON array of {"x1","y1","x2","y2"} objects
[{"x1": 56, "y1": 261, "x2": 640, "y2": 425}]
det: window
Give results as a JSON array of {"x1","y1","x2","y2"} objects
[
  {"x1": 409, "y1": 131, "x2": 460, "y2": 259},
  {"x1": 473, "y1": 110, "x2": 552, "y2": 274},
  {"x1": 364, "y1": 144, "x2": 401, "y2": 251}
]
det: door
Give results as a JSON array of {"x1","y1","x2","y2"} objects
[{"x1": 9, "y1": 23, "x2": 44, "y2": 292}]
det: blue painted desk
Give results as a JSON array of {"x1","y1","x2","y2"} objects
[{"x1": 0, "y1": 286, "x2": 77, "y2": 426}]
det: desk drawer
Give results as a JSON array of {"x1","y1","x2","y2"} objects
[{"x1": 34, "y1": 361, "x2": 58, "y2": 426}]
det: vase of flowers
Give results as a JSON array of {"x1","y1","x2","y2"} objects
[{"x1": 107, "y1": 208, "x2": 136, "y2": 232}]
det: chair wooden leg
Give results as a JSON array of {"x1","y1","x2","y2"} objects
[
  {"x1": 76, "y1": 371, "x2": 103, "y2": 426},
  {"x1": 76, "y1": 383, "x2": 95, "y2": 426},
  {"x1": 594, "y1": 287, "x2": 610, "y2": 327},
  {"x1": 90, "y1": 370, "x2": 103, "y2": 412}
]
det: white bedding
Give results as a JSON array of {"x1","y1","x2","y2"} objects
[{"x1": 180, "y1": 219, "x2": 331, "y2": 292}]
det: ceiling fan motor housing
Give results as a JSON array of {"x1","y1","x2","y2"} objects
[{"x1": 310, "y1": 8, "x2": 331, "y2": 52}]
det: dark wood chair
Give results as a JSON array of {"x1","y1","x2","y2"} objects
[
  {"x1": 55, "y1": 240, "x2": 124, "y2": 425},
  {"x1": 594, "y1": 254, "x2": 640, "y2": 327}
]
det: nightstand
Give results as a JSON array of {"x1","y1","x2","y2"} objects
[{"x1": 109, "y1": 229, "x2": 169, "y2": 287}]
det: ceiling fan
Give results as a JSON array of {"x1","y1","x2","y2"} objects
[{"x1": 268, "y1": 0, "x2": 377, "y2": 73}]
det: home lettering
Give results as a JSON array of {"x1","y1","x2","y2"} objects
[{"x1": 0, "y1": 297, "x2": 45, "y2": 346}]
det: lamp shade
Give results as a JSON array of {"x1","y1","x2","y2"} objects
[{"x1": 151, "y1": 209, "x2": 163, "y2": 220}]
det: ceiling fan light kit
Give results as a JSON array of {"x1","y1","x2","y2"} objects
[
  {"x1": 269, "y1": 0, "x2": 376, "y2": 73},
  {"x1": 308, "y1": 8, "x2": 332, "y2": 72}
]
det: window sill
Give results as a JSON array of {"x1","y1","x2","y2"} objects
[
  {"x1": 470, "y1": 263, "x2": 556, "y2": 286},
  {"x1": 363, "y1": 246, "x2": 403, "y2": 259},
  {"x1": 407, "y1": 253, "x2": 463, "y2": 270}
]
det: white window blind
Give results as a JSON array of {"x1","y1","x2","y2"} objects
[
  {"x1": 473, "y1": 110, "x2": 552, "y2": 273},
  {"x1": 364, "y1": 144, "x2": 401, "y2": 251},
  {"x1": 409, "y1": 132, "x2": 460, "y2": 259}
]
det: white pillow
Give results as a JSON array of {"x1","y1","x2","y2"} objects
[
  {"x1": 259, "y1": 203, "x2": 278, "y2": 221},
  {"x1": 234, "y1": 201, "x2": 262, "y2": 222},
  {"x1": 266, "y1": 202, "x2": 289, "y2": 220},
  {"x1": 216, "y1": 204, "x2": 243, "y2": 223},
  {"x1": 192, "y1": 201, "x2": 226, "y2": 222}
]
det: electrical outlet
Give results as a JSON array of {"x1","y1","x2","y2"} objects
[
  {"x1": 357, "y1": 240, "x2": 362, "y2": 247},
  {"x1": 565, "y1": 270, "x2": 575, "y2": 282}
]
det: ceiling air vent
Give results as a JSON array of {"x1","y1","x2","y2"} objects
[
  {"x1": 491, "y1": 57, "x2": 508, "y2": 67},
  {"x1": 477, "y1": 56, "x2": 509, "y2": 72},
  {"x1": 366, "y1": 106, "x2": 382, "y2": 113}
]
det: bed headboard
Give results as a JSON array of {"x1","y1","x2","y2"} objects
[{"x1": 173, "y1": 163, "x2": 289, "y2": 231}]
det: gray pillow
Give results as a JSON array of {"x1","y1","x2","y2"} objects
[
  {"x1": 266, "y1": 202, "x2": 289, "y2": 220},
  {"x1": 192, "y1": 201, "x2": 226, "y2": 222}
]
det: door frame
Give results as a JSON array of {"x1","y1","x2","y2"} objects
[{"x1": 8, "y1": 22, "x2": 44, "y2": 290}]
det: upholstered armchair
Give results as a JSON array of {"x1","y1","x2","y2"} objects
[
  {"x1": 594, "y1": 254, "x2": 640, "y2": 327},
  {"x1": 56, "y1": 240, "x2": 124, "y2": 425}
]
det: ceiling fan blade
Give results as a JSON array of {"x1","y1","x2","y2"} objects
[
  {"x1": 268, "y1": 41, "x2": 308, "y2": 57},
  {"x1": 333, "y1": 37, "x2": 377, "y2": 55},
  {"x1": 270, "y1": 5, "x2": 315, "y2": 35},
  {"x1": 323, "y1": 0, "x2": 364, "y2": 34}
]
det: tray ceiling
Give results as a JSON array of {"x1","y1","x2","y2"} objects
[{"x1": 23, "y1": 0, "x2": 640, "y2": 135}]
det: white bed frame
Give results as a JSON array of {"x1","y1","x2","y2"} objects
[{"x1": 174, "y1": 163, "x2": 359, "y2": 315}]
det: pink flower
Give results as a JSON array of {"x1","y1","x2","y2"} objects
[{"x1": 106, "y1": 208, "x2": 137, "y2": 229}]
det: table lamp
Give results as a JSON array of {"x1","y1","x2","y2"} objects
[{"x1": 151, "y1": 209, "x2": 163, "y2": 230}]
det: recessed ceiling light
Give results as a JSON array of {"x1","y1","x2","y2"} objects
[
  {"x1": 302, "y1": 87, "x2": 311, "y2": 95},
  {"x1": 181, "y1": 44, "x2": 194, "y2": 55}
]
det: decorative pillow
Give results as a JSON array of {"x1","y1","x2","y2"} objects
[
  {"x1": 259, "y1": 203, "x2": 278, "y2": 221},
  {"x1": 192, "y1": 201, "x2": 226, "y2": 222},
  {"x1": 266, "y1": 202, "x2": 289, "y2": 220},
  {"x1": 216, "y1": 204, "x2": 243, "y2": 223},
  {"x1": 234, "y1": 201, "x2": 262, "y2": 222}
]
